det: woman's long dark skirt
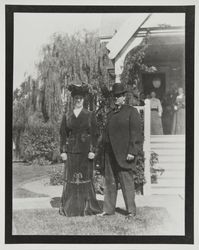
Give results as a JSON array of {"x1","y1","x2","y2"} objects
[{"x1": 60, "y1": 151, "x2": 102, "y2": 217}]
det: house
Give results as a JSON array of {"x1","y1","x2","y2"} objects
[{"x1": 99, "y1": 13, "x2": 185, "y2": 195}]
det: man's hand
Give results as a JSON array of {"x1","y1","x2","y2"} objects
[
  {"x1": 88, "y1": 152, "x2": 95, "y2": 160},
  {"x1": 126, "y1": 154, "x2": 135, "y2": 161},
  {"x1": 174, "y1": 105, "x2": 178, "y2": 111},
  {"x1": 61, "y1": 153, "x2": 67, "y2": 161}
]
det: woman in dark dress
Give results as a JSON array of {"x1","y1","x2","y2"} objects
[
  {"x1": 59, "y1": 83, "x2": 102, "y2": 217},
  {"x1": 172, "y1": 87, "x2": 185, "y2": 134}
]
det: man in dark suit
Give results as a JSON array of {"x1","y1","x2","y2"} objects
[{"x1": 98, "y1": 83, "x2": 143, "y2": 219}]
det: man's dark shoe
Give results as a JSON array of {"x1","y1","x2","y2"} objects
[
  {"x1": 125, "y1": 213, "x2": 136, "y2": 220},
  {"x1": 97, "y1": 212, "x2": 114, "y2": 217}
]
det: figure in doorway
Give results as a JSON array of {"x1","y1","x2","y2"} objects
[
  {"x1": 172, "y1": 87, "x2": 185, "y2": 135},
  {"x1": 150, "y1": 91, "x2": 163, "y2": 135},
  {"x1": 162, "y1": 88, "x2": 177, "y2": 134}
]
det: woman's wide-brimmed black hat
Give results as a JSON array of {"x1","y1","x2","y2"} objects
[
  {"x1": 68, "y1": 82, "x2": 89, "y2": 97},
  {"x1": 112, "y1": 83, "x2": 127, "y2": 96}
]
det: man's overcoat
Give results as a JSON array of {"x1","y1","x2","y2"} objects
[{"x1": 104, "y1": 105, "x2": 143, "y2": 169}]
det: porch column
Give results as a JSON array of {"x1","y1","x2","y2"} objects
[
  {"x1": 113, "y1": 37, "x2": 143, "y2": 84},
  {"x1": 143, "y1": 99, "x2": 151, "y2": 195},
  {"x1": 114, "y1": 58, "x2": 124, "y2": 83}
]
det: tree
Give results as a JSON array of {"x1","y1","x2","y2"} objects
[{"x1": 13, "y1": 30, "x2": 111, "y2": 163}]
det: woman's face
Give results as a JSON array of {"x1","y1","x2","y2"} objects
[
  {"x1": 73, "y1": 95, "x2": 84, "y2": 108},
  {"x1": 151, "y1": 92, "x2": 156, "y2": 98},
  {"x1": 178, "y1": 88, "x2": 184, "y2": 95}
]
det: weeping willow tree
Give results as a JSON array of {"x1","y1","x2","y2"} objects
[
  {"x1": 37, "y1": 31, "x2": 110, "y2": 116},
  {"x1": 13, "y1": 76, "x2": 40, "y2": 160},
  {"x1": 13, "y1": 30, "x2": 110, "y2": 163}
]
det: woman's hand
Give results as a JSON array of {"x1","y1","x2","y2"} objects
[
  {"x1": 88, "y1": 152, "x2": 95, "y2": 160},
  {"x1": 61, "y1": 153, "x2": 67, "y2": 161},
  {"x1": 126, "y1": 154, "x2": 135, "y2": 161}
]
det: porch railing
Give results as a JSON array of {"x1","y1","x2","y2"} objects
[{"x1": 135, "y1": 99, "x2": 151, "y2": 195}]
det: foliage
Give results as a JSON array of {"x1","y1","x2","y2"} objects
[
  {"x1": 49, "y1": 165, "x2": 64, "y2": 186},
  {"x1": 20, "y1": 113, "x2": 60, "y2": 164},
  {"x1": 13, "y1": 31, "x2": 112, "y2": 163},
  {"x1": 13, "y1": 77, "x2": 41, "y2": 160},
  {"x1": 134, "y1": 152, "x2": 146, "y2": 194},
  {"x1": 150, "y1": 151, "x2": 164, "y2": 184},
  {"x1": 120, "y1": 35, "x2": 156, "y2": 106},
  {"x1": 93, "y1": 170, "x2": 105, "y2": 194},
  {"x1": 150, "y1": 151, "x2": 159, "y2": 167},
  {"x1": 37, "y1": 31, "x2": 110, "y2": 115}
]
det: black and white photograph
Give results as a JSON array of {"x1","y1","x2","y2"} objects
[{"x1": 1, "y1": 0, "x2": 197, "y2": 247}]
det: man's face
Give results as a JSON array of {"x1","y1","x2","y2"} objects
[
  {"x1": 73, "y1": 95, "x2": 84, "y2": 108},
  {"x1": 114, "y1": 93, "x2": 126, "y2": 106}
]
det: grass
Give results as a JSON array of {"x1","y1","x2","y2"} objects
[
  {"x1": 13, "y1": 188, "x2": 49, "y2": 198},
  {"x1": 13, "y1": 162, "x2": 63, "y2": 198},
  {"x1": 12, "y1": 163, "x2": 179, "y2": 235},
  {"x1": 13, "y1": 207, "x2": 173, "y2": 235}
]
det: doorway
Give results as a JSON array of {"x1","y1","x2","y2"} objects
[{"x1": 142, "y1": 73, "x2": 166, "y2": 100}]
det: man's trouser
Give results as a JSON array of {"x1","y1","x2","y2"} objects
[{"x1": 103, "y1": 144, "x2": 136, "y2": 215}]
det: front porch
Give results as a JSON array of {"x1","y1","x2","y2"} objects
[
  {"x1": 136, "y1": 101, "x2": 185, "y2": 196},
  {"x1": 100, "y1": 13, "x2": 186, "y2": 196}
]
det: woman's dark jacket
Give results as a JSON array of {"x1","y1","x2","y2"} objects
[{"x1": 60, "y1": 108, "x2": 98, "y2": 154}]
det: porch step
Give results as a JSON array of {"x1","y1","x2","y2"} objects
[
  {"x1": 152, "y1": 178, "x2": 184, "y2": 187},
  {"x1": 151, "y1": 186, "x2": 185, "y2": 195},
  {"x1": 158, "y1": 155, "x2": 185, "y2": 163},
  {"x1": 154, "y1": 162, "x2": 185, "y2": 170},
  {"x1": 149, "y1": 135, "x2": 185, "y2": 195},
  {"x1": 152, "y1": 149, "x2": 185, "y2": 156},
  {"x1": 151, "y1": 143, "x2": 185, "y2": 149},
  {"x1": 150, "y1": 135, "x2": 185, "y2": 142},
  {"x1": 156, "y1": 170, "x2": 185, "y2": 179}
]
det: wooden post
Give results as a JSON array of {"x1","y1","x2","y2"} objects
[
  {"x1": 143, "y1": 99, "x2": 151, "y2": 195},
  {"x1": 114, "y1": 57, "x2": 123, "y2": 83}
]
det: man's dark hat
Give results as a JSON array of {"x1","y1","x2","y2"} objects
[
  {"x1": 68, "y1": 82, "x2": 89, "y2": 97},
  {"x1": 112, "y1": 83, "x2": 127, "y2": 96}
]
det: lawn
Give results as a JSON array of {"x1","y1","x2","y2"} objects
[
  {"x1": 13, "y1": 162, "x2": 63, "y2": 198},
  {"x1": 12, "y1": 163, "x2": 177, "y2": 235},
  {"x1": 13, "y1": 206, "x2": 173, "y2": 235}
]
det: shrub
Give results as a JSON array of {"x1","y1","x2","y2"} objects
[
  {"x1": 20, "y1": 118, "x2": 60, "y2": 164},
  {"x1": 150, "y1": 151, "x2": 164, "y2": 184},
  {"x1": 49, "y1": 166, "x2": 64, "y2": 186},
  {"x1": 134, "y1": 152, "x2": 146, "y2": 194},
  {"x1": 93, "y1": 170, "x2": 105, "y2": 194}
]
